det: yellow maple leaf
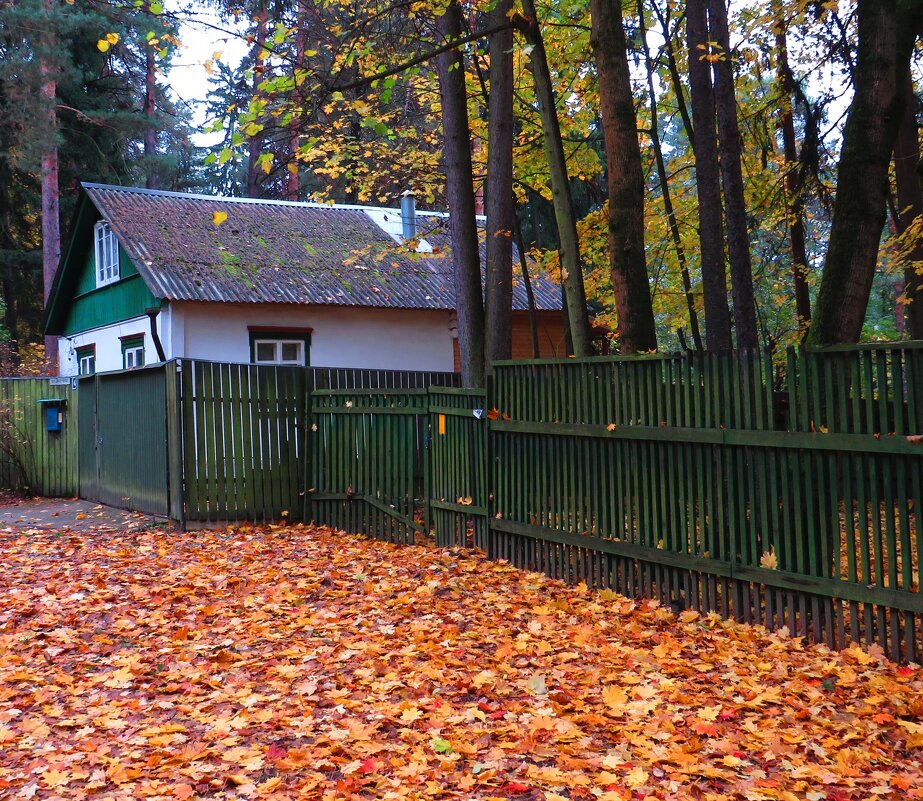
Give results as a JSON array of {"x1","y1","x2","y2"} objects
[
  {"x1": 213, "y1": 211, "x2": 228, "y2": 226},
  {"x1": 601, "y1": 684, "x2": 627, "y2": 712},
  {"x1": 42, "y1": 768, "x2": 71, "y2": 787},
  {"x1": 760, "y1": 547, "x2": 778, "y2": 570},
  {"x1": 625, "y1": 766, "x2": 648, "y2": 788},
  {"x1": 399, "y1": 706, "x2": 423, "y2": 724}
]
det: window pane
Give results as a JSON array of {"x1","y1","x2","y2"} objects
[
  {"x1": 123, "y1": 345, "x2": 143, "y2": 369},
  {"x1": 255, "y1": 342, "x2": 276, "y2": 362},
  {"x1": 280, "y1": 342, "x2": 301, "y2": 362}
]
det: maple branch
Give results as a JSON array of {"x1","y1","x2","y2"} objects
[{"x1": 326, "y1": 20, "x2": 514, "y2": 94}]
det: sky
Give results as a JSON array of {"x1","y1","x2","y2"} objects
[{"x1": 164, "y1": 4, "x2": 248, "y2": 146}]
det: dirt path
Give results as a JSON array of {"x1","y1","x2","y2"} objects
[{"x1": 0, "y1": 494, "x2": 167, "y2": 533}]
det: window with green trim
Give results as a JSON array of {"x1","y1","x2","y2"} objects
[
  {"x1": 76, "y1": 345, "x2": 95, "y2": 376},
  {"x1": 249, "y1": 331, "x2": 310, "y2": 366},
  {"x1": 121, "y1": 336, "x2": 144, "y2": 369}
]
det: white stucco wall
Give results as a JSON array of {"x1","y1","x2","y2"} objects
[
  {"x1": 170, "y1": 302, "x2": 456, "y2": 372},
  {"x1": 58, "y1": 312, "x2": 166, "y2": 376}
]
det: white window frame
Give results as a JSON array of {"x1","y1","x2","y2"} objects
[
  {"x1": 252, "y1": 338, "x2": 306, "y2": 366},
  {"x1": 94, "y1": 221, "x2": 120, "y2": 287},
  {"x1": 122, "y1": 342, "x2": 144, "y2": 370},
  {"x1": 77, "y1": 347, "x2": 95, "y2": 376}
]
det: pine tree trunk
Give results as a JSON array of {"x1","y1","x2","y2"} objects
[
  {"x1": 516, "y1": 0, "x2": 592, "y2": 356},
  {"x1": 143, "y1": 3, "x2": 158, "y2": 189},
  {"x1": 807, "y1": 0, "x2": 923, "y2": 345},
  {"x1": 484, "y1": 0, "x2": 514, "y2": 370},
  {"x1": 686, "y1": 0, "x2": 732, "y2": 351},
  {"x1": 639, "y1": 0, "x2": 701, "y2": 350},
  {"x1": 435, "y1": 0, "x2": 485, "y2": 387},
  {"x1": 591, "y1": 0, "x2": 657, "y2": 353},
  {"x1": 41, "y1": 0, "x2": 59, "y2": 373},
  {"x1": 776, "y1": 25, "x2": 812, "y2": 328},
  {"x1": 247, "y1": 0, "x2": 269, "y2": 198},
  {"x1": 894, "y1": 63, "x2": 923, "y2": 339},
  {"x1": 709, "y1": 0, "x2": 758, "y2": 349},
  {"x1": 286, "y1": 0, "x2": 310, "y2": 201}
]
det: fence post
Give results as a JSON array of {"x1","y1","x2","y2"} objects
[{"x1": 166, "y1": 359, "x2": 186, "y2": 530}]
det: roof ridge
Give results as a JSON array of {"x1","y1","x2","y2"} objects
[{"x1": 80, "y1": 182, "x2": 456, "y2": 219}]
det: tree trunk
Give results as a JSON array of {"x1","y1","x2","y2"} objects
[
  {"x1": 247, "y1": 0, "x2": 269, "y2": 198},
  {"x1": 894, "y1": 62, "x2": 923, "y2": 339},
  {"x1": 143, "y1": 2, "x2": 158, "y2": 189},
  {"x1": 590, "y1": 0, "x2": 657, "y2": 353},
  {"x1": 41, "y1": 0, "x2": 59, "y2": 373},
  {"x1": 686, "y1": 0, "x2": 732, "y2": 351},
  {"x1": 484, "y1": 0, "x2": 514, "y2": 369},
  {"x1": 286, "y1": 0, "x2": 310, "y2": 201},
  {"x1": 652, "y1": 0, "x2": 694, "y2": 149},
  {"x1": 639, "y1": 0, "x2": 701, "y2": 350},
  {"x1": 435, "y1": 0, "x2": 485, "y2": 387},
  {"x1": 807, "y1": 0, "x2": 923, "y2": 345},
  {"x1": 775, "y1": 23, "x2": 812, "y2": 328},
  {"x1": 708, "y1": 0, "x2": 758, "y2": 349},
  {"x1": 514, "y1": 207, "x2": 541, "y2": 358},
  {"x1": 516, "y1": 0, "x2": 592, "y2": 356}
]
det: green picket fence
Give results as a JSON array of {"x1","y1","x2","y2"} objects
[
  {"x1": 0, "y1": 377, "x2": 79, "y2": 496},
  {"x1": 486, "y1": 346, "x2": 923, "y2": 663},
  {"x1": 0, "y1": 360, "x2": 458, "y2": 524}
]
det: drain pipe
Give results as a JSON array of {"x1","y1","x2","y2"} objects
[{"x1": 145, "y1": 306, "x2": 167, "y2": 362}]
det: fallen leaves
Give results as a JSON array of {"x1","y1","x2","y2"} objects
[{"x1": 0, "y1": 521, "x2": 921, "y2": 800}]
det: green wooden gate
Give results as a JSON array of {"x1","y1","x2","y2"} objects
[
  {"x1": 78, "y1": 365, "x2": 174, "y2": 517},
  {"x1": 180, "y1": 360, "x2": 306, "y2": 524},
  {"x1": 310, "y1": 389, "x2": 429, "y2": 543}
]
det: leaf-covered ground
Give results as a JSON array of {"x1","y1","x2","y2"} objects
[{"x1": 0, "y1": 523, "x2": 921, "y2": 800}]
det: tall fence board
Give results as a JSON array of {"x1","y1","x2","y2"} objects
[{"x1": 0, "y1": 377, "x2": 78, "y2": 496}]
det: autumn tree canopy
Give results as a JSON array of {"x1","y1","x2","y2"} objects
[{"x1": 4, "y1": 0, "x2": 923, "y2": 374}]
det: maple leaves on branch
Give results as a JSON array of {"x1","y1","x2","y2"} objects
[{"x1": 0, "y1": 522, "x2": 920, "y2": 799}]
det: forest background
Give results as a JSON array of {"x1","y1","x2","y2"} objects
[{"x1": 1, "y1": 0, "x2": 921, "y2": 385}]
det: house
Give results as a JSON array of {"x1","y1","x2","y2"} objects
[{"x1": 44, "y1": 183, "x2": 572, "y2": 375}]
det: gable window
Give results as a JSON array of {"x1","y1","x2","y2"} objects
[
  {"x1": 76, "y1": 344, "x2": 96, "y2": 376},
  {"x1": 95, "y1": 221, "x2": 119, "y2": 287},
  {"x1": 120, "y1": 335, "x2": 144, "y2": 370},
  {"x1": 248, "y1": 327, "x2": 311, "y2": 366}
]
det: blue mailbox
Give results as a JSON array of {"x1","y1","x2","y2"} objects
[{"x1": 37, "y1": 398, "x2": 67, "y2": 433}]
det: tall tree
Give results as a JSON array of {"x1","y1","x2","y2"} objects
[
  {"x1": 484, "y1": 0, "x2": 514, "y2": 368},
  {"x1": 638, "y1": 0, "x2": 701, "y2": 350},
  {"x1": 246, "y1": 0, "x2": 269, "y2": 198},
  {"x1": 893, "y1": 62, "x2": 923, "y2": 340},
  {"x1": 775, "y1": 16, "x2": 812, "y2": 329},
  {"x1": 515, "y1": 0, "x2": 592, "y2": 356},
  {"x1": 40, "y1": 0, "x2": 60, "y2": 372},
  {"x1": 708, "y1": 0, "x2": 758, "y2": 349},
  {"x1": 590, "y1": 0, "x2": 657, "y2": 353},
  {"x1": 434, "y1": 0, "x2": 485, "y2": 386},
  {"x1": 686, "y1": 0, "x2": 732, "y2": 351},
  {"x1": 807, "y1": 0, "x2": 923, "y2": 345}
]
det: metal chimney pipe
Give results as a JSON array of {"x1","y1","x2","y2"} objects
[{"x1": 400, "y1": 190, "x2": 416, "y2": 240}]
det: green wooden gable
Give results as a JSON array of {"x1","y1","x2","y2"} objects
[{"x1": 45, "y1": 190, "x2": 160, "y2": 337}]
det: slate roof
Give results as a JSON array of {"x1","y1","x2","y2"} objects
[{"x1": 79, "y1": 183, "x2": 562, "y2": 312}]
